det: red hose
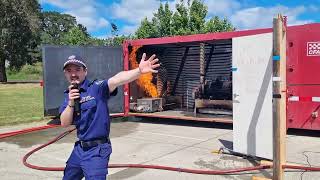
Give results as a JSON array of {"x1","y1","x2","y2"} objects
[
  {"x1": 22, "y1": 128, "x2": 73, "y2": 171},
  {"x1": 283, "y1": 165, "x2": 320, "y2": 171},
  {"x1": 107, "y1": 164, "x2": 271, "y2": 174},
  {"x1": 0, "y1": 125, "x2": 59, "y2": 139},
  {"x1": 21, "y1": 128, "x2": 272, "y2": 174},
  {"x1": 1, "y1": 125, "x2": 320, "y2": 174}
]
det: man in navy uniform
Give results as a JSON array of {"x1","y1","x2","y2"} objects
[{"x1": 59, "y1": 54, "x2": 159, "y2": 179}]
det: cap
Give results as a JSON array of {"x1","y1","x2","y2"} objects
[{"x1": 63, "y1": 55, "x2": 87, "y2": 70}]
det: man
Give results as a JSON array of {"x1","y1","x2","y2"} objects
[{"x1": 59, "y1": 54, "x2": 160, "y2": 179}]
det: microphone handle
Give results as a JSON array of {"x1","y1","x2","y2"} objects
[
  {"x1": 74, "y1": 98, "x2": 80, "y2": 115},
  {"x1": 71, "y1": 83, "x2": 80, "y2": 115}
]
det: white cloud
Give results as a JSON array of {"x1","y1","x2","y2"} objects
[
  {"x1": 205, "y1": 0, "x2": 241, "y2": 17},
  {"x1": 95, "y1": 35, "x2": 109, "y2": 40},
  {"x1": 231, "y1": 5, "x2": 313, "y2": 30},
  {"x1": 202, "y1": 0, "x2": 316, "y2": 30},
  {"x1": 120, "y1": 25, "x2": 139, "y2": 35},
  {"x1": 40, "y1": 0, "x2": 109, "y2": 32},
  {"x1": 109, "y1": 0, "x2": 187, "y2": 24},
  {"x1": 110, "y1": 0, "x2": 160, "y2": 24},
  {"x1": 40, "y1": 0, "x2": 89, "y2": 10},
  {"x1": 308, "y1": 5, "x2": 320, "y2": 12}
]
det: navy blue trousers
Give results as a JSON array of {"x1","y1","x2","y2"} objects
[{"x1": 63, "y1": 142, "x2": 112, "y2": 180}]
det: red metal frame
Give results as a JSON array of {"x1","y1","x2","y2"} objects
[
  {"x1": 127, "y1": 28, "x2": 272, "y2": 46},
  {"x1": 122, "y1": 41, "x2": 130, "y2": 116},
  {"x1": 122, "y1": 23, "x2": 320, "y2": 130}
]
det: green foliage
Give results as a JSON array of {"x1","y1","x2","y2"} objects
[
  {"x1": 77, "y1": 24, "x2": 90, "y2": 37},
  {"x1": 205, "y1": 16, "x2": 235, "y2": 32},
  {"x1": 87, "y1": 38, "x2": 106, "y2": 46},
  {"x1": 189, "y1": 0, "x2": 207, "y2": 34},
  {"x1": 136, "y1": 17, "x2": 158, "y2": 39},
  {"x1": 153, "y1": 3, "x2": 173, "y2": 36},
  {"x1": 0, "y1": 0, "x2": 41, "y2": 82},
  {"x1": 41, "y1": 11, "x2": 78, "y2": 45},
  {"x1": 135, "y1": 0, "x2": 235, "y2": 38},
  {"x1": 171, "y1": 1, "x2": 191, "y2": 35},
  {"x1": 7, "y1": 62, "x2": 42, "y2": 80},
  {"x1": 61, "y1": 26, "x2": 90, "y2": 45},
  {"x1": 41, "y1": 12, "x2": 90, "y2": 46},
  {"x1": 21, "y1": 63, "x2": 42, "y2": 74}
]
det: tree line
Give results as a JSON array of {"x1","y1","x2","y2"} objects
[{"x1": 0, "y1": 0, "x2": 235, "y2": 82}]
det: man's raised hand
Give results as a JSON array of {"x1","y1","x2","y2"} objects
[{"x1": 138, "y1": 53, "x2": 160, "y2": 74}]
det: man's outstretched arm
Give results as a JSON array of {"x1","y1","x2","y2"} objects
[{"x1": 108, "y1": 53, "x2": 160, "y2": 93}]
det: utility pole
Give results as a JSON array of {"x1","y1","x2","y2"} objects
[{"x1": 272, "y1": 14, "x2": 287, "y2": 180}]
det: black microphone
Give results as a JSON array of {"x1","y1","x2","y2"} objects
[{"x1": 71, "y1": 83, "x2": 80, "y2": 116}]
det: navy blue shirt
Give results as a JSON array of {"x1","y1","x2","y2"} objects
[{"x1": 59, "y1": 78, "x2": 116, "y2": 141}]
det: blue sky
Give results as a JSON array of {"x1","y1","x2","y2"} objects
[{"x1": 39, "y1": 0, "x2": 320, "y2": 39}]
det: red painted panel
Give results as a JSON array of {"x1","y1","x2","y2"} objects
[
  {"x1": 287, "y1": 85, "x2": 320, "y2": 130},
  {"x1": 287, "y1": 23, "x2": 320, "y2": 85}
]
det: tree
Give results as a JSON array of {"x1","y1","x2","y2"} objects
[
  {"x1": 135, "y1": 17, "x2": 158, "y2": 39},
  {"x1": 136, "y1": 3, "x2": 173, "y2": 38},
  {"x1": 188, "y1": 0, "x2": 207, "y2": 34},
  {"x1": 152, "y1": 3, "x2": 173, "y2": 37},
  {"x1": 111, "y1": 23, "x2": 119, "y2": 37},
  {"x1": 105, "y1": 35, "x2": 134, "y2": 47},
  {"x1": 0, "y1": 0, "x2": 41, "y2": 82},
  {"x1": 87, "y1": 38, "x2": 106, "y2": 46},
  {"x1": 41, "y1": 11, "x2": 89, "y2": 45},
  {"x1": 77, "y1": 24, "x2": 90, "y2": 37},
  {"x1": 171, "y1": 1, "x2": 191, "y2": 35},
  {"x1": 0, "y1": 0, "x2": 6, "y2": 81},
  {"x1": 135, "y1": 0, "x2": 235, "y2": 38},
  {"x1": 61, "y1": 26, "x2": 90, "y2": 45},
  {"x1": 41, "y1": 11, "x2": 77, "y2": 45},
  {"x1": 205, "y1": 16, "x2": 235, "y2": 32}
]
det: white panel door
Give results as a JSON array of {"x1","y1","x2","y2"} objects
[{"x1": 232, "y1": 33, "x2": 273, "y2": 159}]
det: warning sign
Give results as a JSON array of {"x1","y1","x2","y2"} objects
[{"x1": 307, "y1": 42, "x2": 320, "y2": 56}]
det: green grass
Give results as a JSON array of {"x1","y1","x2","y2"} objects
[
  {"x1": 6, "y1": 62, "x2": 43, "y2": 81},
  {"x1": 0, "y1": 84, "x2": 45, "y2": 126}
]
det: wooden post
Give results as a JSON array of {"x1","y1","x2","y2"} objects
[
  {"x1": 199, "y1": 43, "x2": 205, "y2": 95},
  {"x1": 272, "y1": 14, "x2": 287, "y2": 180}
]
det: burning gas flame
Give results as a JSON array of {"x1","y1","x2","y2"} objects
[{"x1": 130, "y1": 46, "x2": 158, "y2": 97}]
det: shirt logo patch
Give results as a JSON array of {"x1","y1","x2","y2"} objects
[
  {"x1": 80, "y1": 96, "x2": 95, "y2": 103},
  {"x1": 95, "y1": 80, "x2": 104, "y2": 85}
]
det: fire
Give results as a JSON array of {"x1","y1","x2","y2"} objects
[{"x1": 129, "y1": 46, "x2": 158, "y2": 97}]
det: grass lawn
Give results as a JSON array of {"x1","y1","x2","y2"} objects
[{"x1": 0, "y1": 84, "x2": 46, "y2": 126}]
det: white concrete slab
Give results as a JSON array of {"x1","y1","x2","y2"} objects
[{"x1": 0, "y1": 119, "x2": 319, "y2": 180}]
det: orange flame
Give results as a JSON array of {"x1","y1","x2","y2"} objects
[{"x1": 130, "y1": 46, "x2": 158, "y2": 97}]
